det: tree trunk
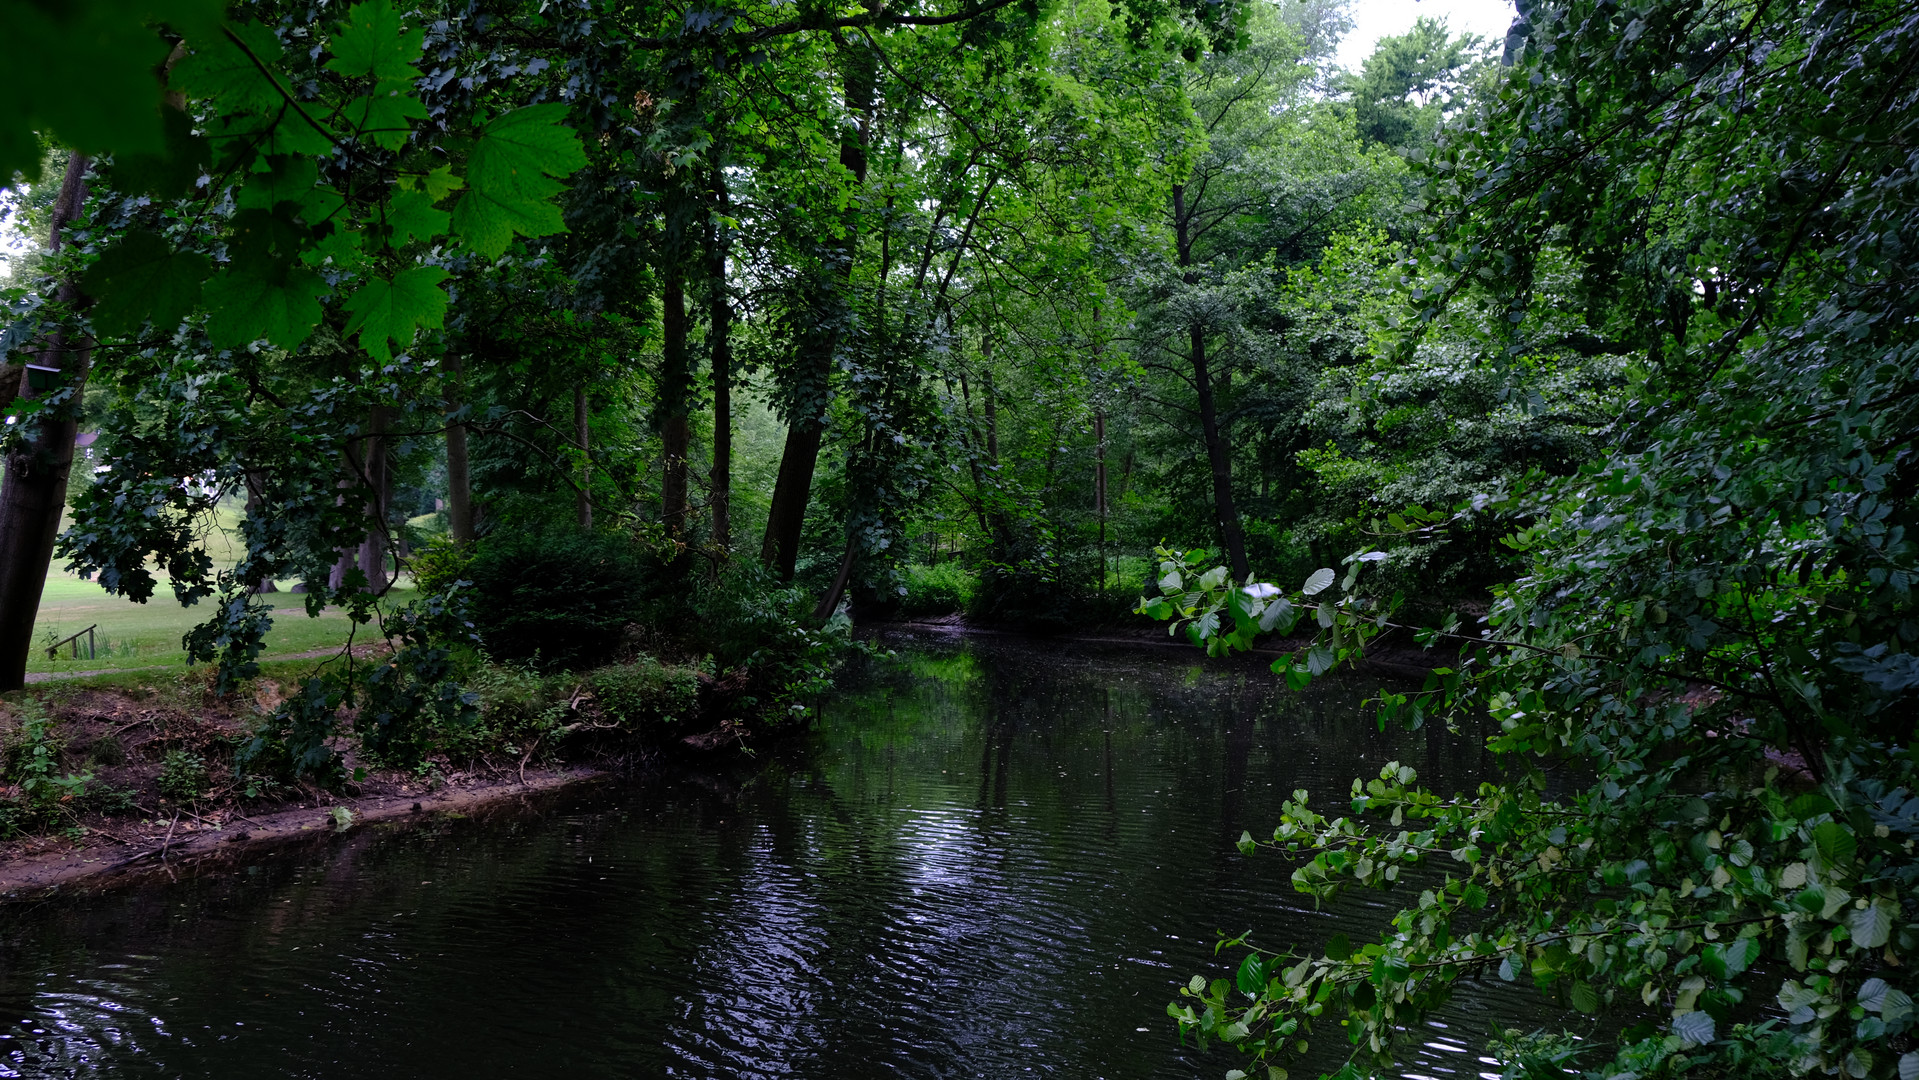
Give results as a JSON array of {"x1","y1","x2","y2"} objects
[
  {"x1": 1172, "y1": 182, "x2": 1249, "y2": 581},
  {"x1": 574, "y1": 381, "x2": 593, "y2": 530},
  {"x1": 760, "y1": 39, "x2": 873, "y2": 580},
  {"x1": 708, "y1": 163, "x2": 733, "y2": 554},
  {"x1": 355, "y1": 406, "x2": 390, "y2": 591},
  {"x1": 445, "y1": 355, "x2": 475, "y2": 543},
  {"x1": 1191, "y1": 322, "x2": 1249, "y2": 580},
  {"x1": 660, "y1": 268, "x2": 689, "y2": 538},
  {"x1": 244, "y1": 470, "x2": 278, "y2": 594},
  {"x1": 0, "y1": 154, "x2": 91, "y2": 691},
  {"x1": 1095, "y1": 409, "x2": 1107, "y2": 595}
]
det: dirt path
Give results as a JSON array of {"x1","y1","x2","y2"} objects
[{"x1": 0, "y1": 765, "x2": 608, "y2": 900}]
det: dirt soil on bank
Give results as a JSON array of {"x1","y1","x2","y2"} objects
[
  {"x1": 0, "y1": 677, "x2": 616, "y2": 900},
  {"x1": 0, "y1": 761, "x2": 608, "y2": 900}
]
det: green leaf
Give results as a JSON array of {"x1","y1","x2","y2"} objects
[
  {"x1": 1371, "y1": 955, "x2": 1410, "y2": 984},
  {"x1": 1301, "y1": 568, "x2": 1335, "y2": 596},
  {"x1": 1672, "y1": 1010, "x2": 1715, "y2": 1048},
  {"x1": 324, "y1": 0, "x2": 425, "y2": 82},
  {"x1": 451, "y1": 104, "x2": 587, "y2": 258},
  {"x1": 379, "y1": 190, "x2": 451, "y2": 250},
  {"x1": 342, "y1": 265, "x2": 451, "y2": 361},
  {"x1": 1236, "y1": 953, "x2": 1267, "y2": 994},
  {"x1": 1570, "y1": 981, "x2": 1599, "y2": 1014},
  {"x1": 81, "y1": 231, "x2": 210, "y2": 337},
  {"x1": 1898, "y1": 1051, "x2": 1918, "y2": 1080},
  {"x1": 401, "y1": 164, "x2": 466, "y2": 201},
  {"x1": 1884, "y1": 989, "x2": 1914, "y2": 1026},
  {"x1": 1702, "y1": 938, "x2": 1759, "y2": 980},
  {"x1": 0, "y1": 1, "x2": 223, "y2": 176},
  {"x1": 105, "y1": 109, "x2": 211, "y2": 199},
  {"x1": 1813, "y1": 821, "x2": 1857, "y2": 870},
  {"x1": 210, "y1": 108, "x2": 337, "y2": 158},
  {"x1": 1324, "y1": 934, "x2": 1351, "y2": 961},
  {"x1": 1849, "y1": 897, "x2": 1896, "y2": 949},
  {"x1": 1258, "y1": 597, "x2": 1294, "y2": 633},
  {"x1": 340, "y1": 91, "x2": 430, "y2": 151},
  {"x1": 202, "y1": 265, "x2": 328, "y2": 349},
  {"x1": 172, "y1": 20, "x2": 286, "y2": 114}
]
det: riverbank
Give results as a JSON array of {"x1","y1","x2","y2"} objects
[
  {"x1": 869, "y1": 614, "x2": 1456, "y2": 676},
  {"x1": 0, "y1": 762, "x2": 607, "y2": 900},
  {"x1": 2, "y1": 620, "x2": 1440, "y2": 901},
  {"x1": 0, "y1": 652, "x2": 763, "y2": 899}
]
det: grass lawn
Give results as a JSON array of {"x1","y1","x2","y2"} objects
[{"x1": 28, "y1": 569, "x2": 416, "y2": 678}]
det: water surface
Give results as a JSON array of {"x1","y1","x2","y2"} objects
[{"x1": 1, "y1": 633, "x2": 1553, "y2": 1079}]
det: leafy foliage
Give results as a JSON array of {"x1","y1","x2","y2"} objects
[
  {"x1": 1139, "y1": 0, "x2": 1919, "y2": 1076},
  {"x1": 458, "y1": 529, "x2": 648, "y2": 672}
]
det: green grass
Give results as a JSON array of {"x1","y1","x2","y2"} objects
[{"x1": 28, "y1": 569, "x2": 416, "y2": 678}]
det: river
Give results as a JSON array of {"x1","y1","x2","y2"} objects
[{"x1": 0, "y1": 632, "x2": 1559, "y2": 1079}]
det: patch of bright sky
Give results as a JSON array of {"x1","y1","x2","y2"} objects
[{"x1": 1334, "y1": 0, "x2": 1518, "y2": 71}]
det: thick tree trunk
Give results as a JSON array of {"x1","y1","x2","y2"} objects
[
  {"x1": 0, "y1": 154, "x2": 91, "y2": 691},
  {"x1": 574, "y1": 381, "x2": 592, "y2": 530},
  {"x1": 708, "y1": 164, "x2": 733, "y2": 554},
  {"x1": 761, "y1": 421, "x2": 823, "y2": 577},
  {"x1": 444, "y1": 355, "x2": 475, "y2": 543},
  {"x1": 761, "y1": 40, "x2": 873, "y2": 580},
  {"x1": 1172, "y1": 182, "x2": 1249, "y2": 581}
]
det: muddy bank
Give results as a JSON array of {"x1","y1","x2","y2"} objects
[{"x1": 0, "y1": 763, "x2": 608, "y2": 900}]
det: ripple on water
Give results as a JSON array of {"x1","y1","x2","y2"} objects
[{"x1": 0, "y1": 637, "x2": 1565, "y2": 1079}]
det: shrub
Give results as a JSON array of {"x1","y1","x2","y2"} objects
[
  {"x1": 897, "y1": 562, "x2": 976, "y2": 616},
  {"x1": 686, "y1": 565, "x2": 854, "y2": 720},
  {"x1": 588, "y1": 659, "x2": 699, "y2": 729},
  {"x1": 458, "y1": 529, "x2": 648, "y2": 670},
  {"x1": 235, "y1": 676, "x2": 347, "y2": 789},
  {"x1": 158, "y1": 750, "x2": 210, "y2": 803},
  {"x1": 447, "y1": 664, "x2": 571, "y2": 762},
  {"x1": 2, "y1": 704, "x2": 93, "y2": 833},
  {"x1": 410, "y1": 533, "x2": 475, "y2": 596}
]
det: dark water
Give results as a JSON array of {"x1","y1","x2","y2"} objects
[{"x1": 0, "y1": 634, "x2": 1554, "y2": 1079}]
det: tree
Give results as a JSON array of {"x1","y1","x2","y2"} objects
[{"x1": 1146, "y1": 0, "x2": 1919, "y2": 1077}]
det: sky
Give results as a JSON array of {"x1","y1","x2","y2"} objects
[{"x1": 1334, "y1": 0, "x2": 1519, "y2": 70}]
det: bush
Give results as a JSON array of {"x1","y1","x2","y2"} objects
[
  {"x1": 448, "y1": 664, "x2": 571, "y2": 761},
  {"x1": 2, "y1": 703, "x2": 94, "y2": 834},
  {"x1": 158, "y1": 750, "x2": 210, "y2": 803},
  {"x1": 458, "y1": 529, "x2": 648, "y2": 670},
  {"x1": 588, "y1": 659, "x2": 699, "y2": 729},
  {"x1": 686, "y1": 565, "x2": 854, "y2": 720},
  {"x1": 410, "y1": 533, "x2": 475, "y2": 596},
  {"x1": 897, "y1": 562, "x2": 976, "y2": 616}
]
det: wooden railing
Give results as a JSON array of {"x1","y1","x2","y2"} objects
[{"x1": 47, "y1": 624, "x2": 98, "y2": 661}]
